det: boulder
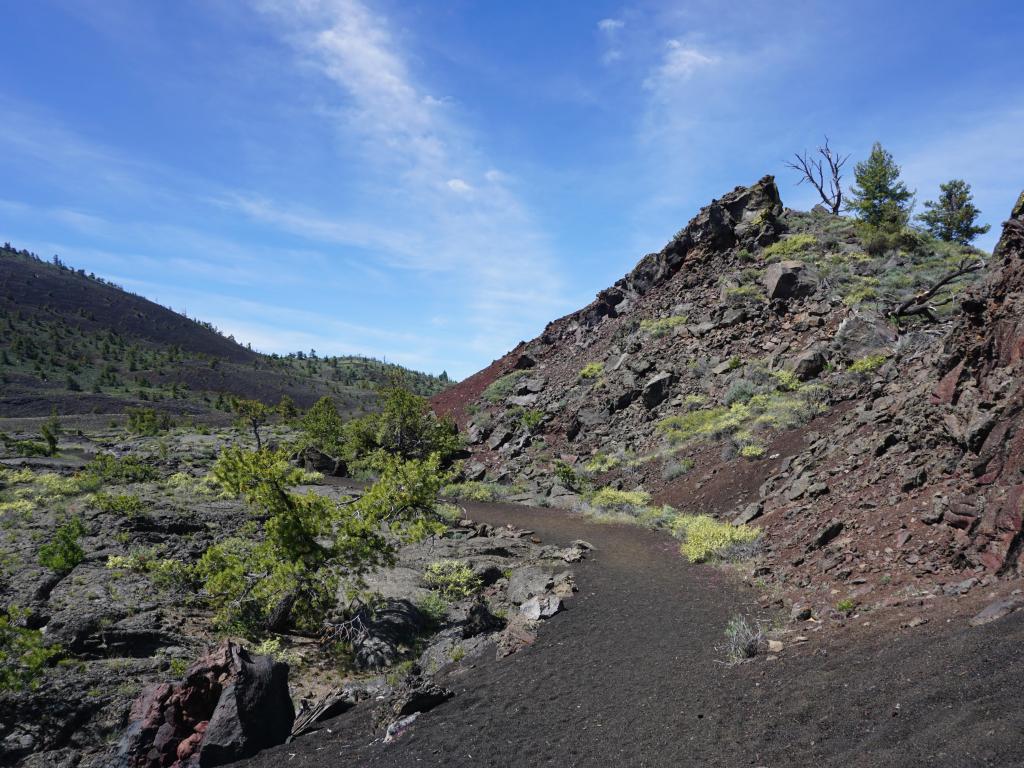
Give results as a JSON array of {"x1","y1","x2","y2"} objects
[
  {"x1": 787, "y1": 348, "x2": 827, "y2": 380},
  {"x1": 299, "y1": 447, "x2": 346, "y2": 477},
  {"x1": 642, "y1": 372, "x2": 674, "y2": 409},
  {"x1": 111, "y1": 641, "x2": 294, "y2": 768},
  {"x1": 830, "y1": 311, "x2": 896, "y2": 362},
  {"x1": 762, "y1": 260, "x2": 814, "y2": 300},
  {"x1": 519, "y1": 595, "x2": 562, "y2": 621}
]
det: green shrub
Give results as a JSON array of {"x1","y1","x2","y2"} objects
[
  {"x1": 848, "y1": 354, "x2": 888, "y2": 374},
  {"x1": 417, "y1": 592, "x2": 449, "y2": 625},
  {"x1": 85, "y1": 454, "x2": 158, "y2": 483},
  {"x1": 579, "y1": 362, "x2": 604, "y2": 379},
  {"x1": 0, "y1": 606, "x2": 60, "y2": 692},
  {"x1": 836, "y1": 598, "x2": 857, "y2": 614},
  {"x1": 671, "y1": 515, "x2": 760, "y2": 563},
  {"x1": 38, "y1": 517, "x2": 86, "y2": 574},
  {"x1": 520, "y1": 409, "x2": 544, "y2": 432},
  {"x1": 739, "y1": 444, "x2": 766, "y2": 459},
  {"x1": 584, "y1": 453, "x2": 621, "y2": 473},
  {"x1": 300, "y1": 396, "x2": 346, "y2": 456},
  {"x1": 762, "y1": 234, "x2": 816, "y2": 260},
  {"x1": 92, "y1": 491, "x2": 144, "y2": 517},
  {"x1": 640, "y1": 316, "x2": 688, "y2": 338},
  {"x1": 771, "y1": 369, "x2": 802, "y2": 391},
  {"x1": 106, "y1": 551, "x2": 194, "y2": 590},
  {"x1": 589, "y1": 487, "x2": 651, "y2": 511},
  {"x1": 482, "y1": 374, "x2": 519, "y2": 403},
  {"x1": 340, "y1": 385, "x2": 461, "y2": 472},
  {"x1": 126, "y1": 407, "x2": 175, "y2": 436},
  {"x1": 442, "y1": 481, "x2": 499, "y2": 502},
  {"x1": 422, "y1": 560, "x2": 482, "y2": 600},
  {"x1": 198, "y1": 448, "x2": 446, "y2": 635}
]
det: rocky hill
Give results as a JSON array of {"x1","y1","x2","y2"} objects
[
  {"x1": 435, "y1": 175, "x2": 1020, "y2": 616},
  {"x1": 0, "y1": 245, "x2": 449, "y2": 420}
]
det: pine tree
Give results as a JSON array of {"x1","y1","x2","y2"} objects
[
  {"x1": 847, "y1": 142, "x2": 914, "y2": 229},
  {"x1": 916, "y1": 179, "x2": 990, "y2": 245}
]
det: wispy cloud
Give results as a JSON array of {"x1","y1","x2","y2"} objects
[
  {"x1": 643, "y1": 40, "x2": 718, "y2": 90},
  {"x1": 250, "y1": 0, "x2": 568, "y2": 356},
  {"x1": 597, "y1": 17, "x2": 625, "y2": 64}
]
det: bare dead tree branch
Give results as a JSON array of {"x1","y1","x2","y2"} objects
[
  {"x1": 889, "y1": 257, "x2": 985, "y2": 323},
  {"x1": 785, "y1": 136, "x2": 849, "y2": 215}
]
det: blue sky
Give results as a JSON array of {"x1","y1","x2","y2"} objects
[{"x1": 1, "y1": 1, "x2": 1021, "y2": 379}]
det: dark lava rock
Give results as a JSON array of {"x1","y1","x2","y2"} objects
[
  {"x1": 762, "y1": 260, "x2": 814, "y2": 300},
  {"x1": 642, "y1": 371, "x2": 674, "y2": 409},
  {"x1": 110, "y1": 640, "x2": 294, "y2": 768}
]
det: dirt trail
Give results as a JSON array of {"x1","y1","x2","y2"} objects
[{"x1": 241, "y1": 502, "x2": 1024, "y2": 768}]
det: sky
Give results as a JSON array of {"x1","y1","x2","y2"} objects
[{"x1": 1, "y1": 1, "x2": 1022, "y2": 379}]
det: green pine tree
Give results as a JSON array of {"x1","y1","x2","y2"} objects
[
  {"x1": 847, "y1": 142, "x2": 914, "y2": 229},
  {"x1": 916, "y1": 179, "x2": 990, "y2": 245}
]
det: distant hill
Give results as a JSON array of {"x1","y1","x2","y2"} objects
[{"x1": 0, "y1": 244, "x2": 450, "y2": 418}]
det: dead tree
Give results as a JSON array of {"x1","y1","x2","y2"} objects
[
  {"x1": 888, "y1": 257, "x2": 985, "y2": 323},
  {"x1": 785, "y1": 137, "x2": 849, "y2": 214}
]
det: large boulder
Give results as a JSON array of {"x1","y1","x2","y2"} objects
[
  {"x1": 110, "y1": 641, "x2": 294, "y2": 768},
  {"x1": 762, "y1": 260, "x2": 816, "y2": 300},
  {"x1": 642, "y1": 372, "x2": 675, "y2": 409}
]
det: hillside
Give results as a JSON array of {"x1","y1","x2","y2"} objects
[
  {"x1": 0, "y1": 245, "x2": 449, "y2": 420},
  {"x1": 435, "y1": 175, "x2": 1015, "y2": 617}
]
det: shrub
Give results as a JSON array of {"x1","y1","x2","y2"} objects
[
  {"x1": 762, "y1": 233, "x2": 816, "y2": 260},
  {"x1": 671, "y1": 514, "x2": 760, "y2": 563},
  {"x1": 584, "y1": 453, "x2": 621, "y2": 473},
  {"x1": 771, "y1": 369, "x2": 802, "y2": 392},
  {"x1": 92, "y1": 491, "x2": 144, "y2": 517},
  {"x1": 423, "y1": 560, "x2": 482, "y2": 601},
  {"x1": 340, "y1": 385, "x2": 461, "y2": 472},
  {"x1": 724, "y1": 380, "x2": 757, "y2": 406},
  {"x1": 836, "y1": 598, "x2": 857, "y2": 614},
  {"x1": 721, "y1": 615, "x2": 762, "y2": 664},
  {"x1": 739, "y1": 444, "x2": 766, "y2": 459},
  {"x1": 126, "y1": 407, "x2": 175, "y2": 436},
  {"x1": 417, "y1": 592, "x2": 449, "y2": 626},
  {"x1": 589, "y1": 487, "x2": 651, "y2": 511},
  {"x1": 661, "y1": 457, "x2": 694, "y2": 481},
  {"x1": 579, "y1": 362, "x2": 604, "y2": 379},
  {"x1": 0, "y1": 606, "x2": 60, "y2": 692},
  {"x1": 640, "y1": 316, "x2": 688, "y2": 338},
  {"x1": 85, "y1": 454, "x2": 158, "y2": 484},
  {"x1": 520, "y1": 409, "x2": 544, "y2": 432},
  {"x1": 38, "y1": 517, "x2": 86, "y2": 574},
  {"x1": 442, "y1": 481, "x2": 499, "y2": 502},
  {"x1": 300, "y1": 396, "x2": 346, "y2": 456},
  {"x1": 482, "y1": 374, "x2": 519, "y2": 403},
  {"x1": 106, "y1": 551, "x2": 194, "y2": 590},
  {"x1": 848, "y1": 354, "x2": 887, "y2": 374},
  {"x1": 198, "y1": 448, "x2": 446, "y2": 635}
]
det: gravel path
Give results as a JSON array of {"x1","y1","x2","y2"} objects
[{"x1": 240, "y1": 501, "x2": 1024, "y2": 768}]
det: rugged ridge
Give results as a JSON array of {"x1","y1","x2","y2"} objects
[{"x1": 436, "y1": 174, "x2": 1020, "y2": 621}]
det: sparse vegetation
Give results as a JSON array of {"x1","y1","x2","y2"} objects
[
  {"x1": 721, "y1": 615, "x2": 763, "y2": 663},
  {"x1": 671, "y1": 515, "x2": 760, "y2": 563},
  {"x1": 0, "y1": 606, "x2": 60, "y2": 692},
  {"x1": 423, "y1": 560, "x2": 482, "y2": 600},
  {"x1": 38, "y1": 516, "x2": 87, "y2": 573},
  {"x1": 579, "y1": 362, "x2": 605, "y2": 379},
  {"x1": 848, "y1": 354, "x2": 888, "y2": 374},
  {"x1": 762, "y1": 233, "x2": 816, "y2": 260},
  {"x1": 640, "y1": 316, "x2": 688, "y2": 338}
]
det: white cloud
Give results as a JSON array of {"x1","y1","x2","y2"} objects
[
  {"x1": 445, "y1": 178, "x2": 474, "y2": 195},
  {"x1": 250, "y1": 0, "x2": 569, "y2": 358},
  {"x1": 598, "y1": 18, "x2": 624, "y2": 33},
  {"x1": 644, "y1": 40, "x2": 717, "y2": 89}
]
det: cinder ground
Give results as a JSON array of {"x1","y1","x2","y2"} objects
[{"x1": 242, "y1": 499, "x2": 1024, "y2": 768}]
